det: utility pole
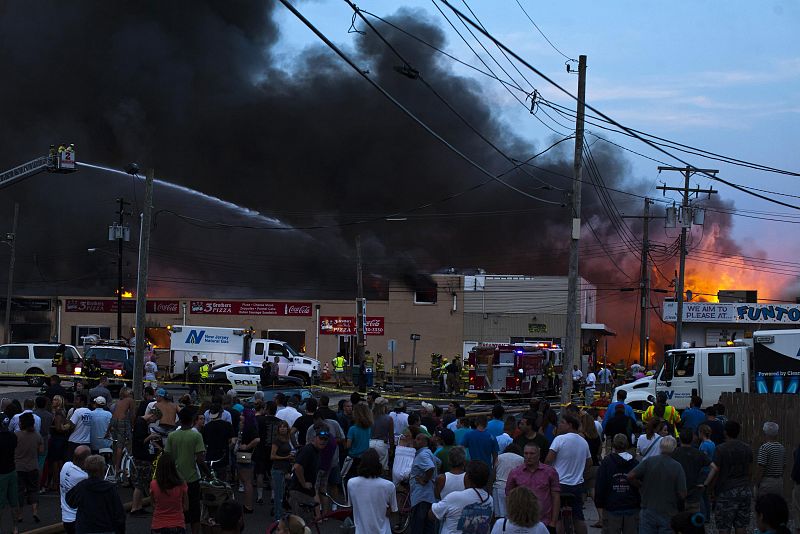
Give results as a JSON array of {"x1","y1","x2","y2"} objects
[
  {"x1": 562, "y1": 54, "x2": 587, "y2": 406},
  {"x1": 133, "y1": 168, "x2": 155, "y2": 400},
  {"x1": 114, "y1": 198, "x2": 131, "y2": 340},
  {"x1": 622, "y1": 198, "x2": 654, "y2": 366},
  {"x1": 657, "y1": 166, "x2": 717, "y2": 348},
  {"x1": 355, "y1": 236, "x2": 366, "y2": 392},
  {"x1": 3, "y1": 203, "x2": 19, "y2": 343}
]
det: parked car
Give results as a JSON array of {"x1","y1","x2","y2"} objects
[{"x1": 0, "y1": 343, "x2": 81, "y2": 386}]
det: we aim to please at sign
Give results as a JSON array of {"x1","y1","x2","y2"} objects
[{"x1": 663, "y1": 302, "x2": 800, "y2": 324}]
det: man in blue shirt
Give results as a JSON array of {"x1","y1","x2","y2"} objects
[
  {"x1": 486, "y1": 404, "x2": 505, "y2": 437},
  {"x1": 462, "y1": 415, "x2": 499, "y2": 468},
  {"x1": 681, "y1": 396, "x2": 707, "y2": 435},
  {"x1": 602, "y1": 389, "x2": 637, "y2": 431},
  {"x1": 409, "y1": 433, "x2": 439, "y2": 534}
]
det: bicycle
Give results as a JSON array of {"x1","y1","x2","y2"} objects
[
  {"x1": 391, "y1": 480, "x2": 412, "y2": 534},
  {"x1": 559, "y1": 492, "x2": 576, "y2": 534},
  {"x1": 267, "y1": 490, "x2": 353, "y2": 534},
  {"x1": 200, "y1": 458, "x2": 234, "y2": 526},
  {"x1": 100, "y1": 439, "x2": 135, "y2": 486}
]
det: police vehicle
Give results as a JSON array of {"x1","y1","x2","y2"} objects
[{"x1": 208, "y1": 362, "x2": 303, "y2": 395}]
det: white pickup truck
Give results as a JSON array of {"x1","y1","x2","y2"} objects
[
  {"x1": 169, "y1": 326, "x2": 320, "y2": 384},
  {"x1": 614, "y1": 328, "x2": 800, "y2": 411}
]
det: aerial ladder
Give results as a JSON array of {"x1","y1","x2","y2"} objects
[{"x1": 0, "y1": 144, "x2": 77, "y2": 188}]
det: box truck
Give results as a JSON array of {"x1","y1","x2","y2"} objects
[{"x1": 169, "y1": 326, "x2": 320, "y2": 384}]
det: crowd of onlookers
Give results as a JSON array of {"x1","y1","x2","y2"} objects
[{"x1": 0, "y1": 374, "x2": 799, "y2": 534}]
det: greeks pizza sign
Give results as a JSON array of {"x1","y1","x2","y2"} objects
[
  {"x1": 320, "y1": 316, "x2": 385, "y2": 336},
  {"x1": 190, "y1": 300, "x2": 312, "y2": 316}
]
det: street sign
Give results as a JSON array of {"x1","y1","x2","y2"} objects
[
  {"x1": 410, "y1": 333, "x2": 421, "y2": 341},
  {"x1": 388, "y1": 339, "x2": 397, "y2": 352}
]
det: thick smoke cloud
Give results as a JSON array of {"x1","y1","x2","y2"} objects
[{"x1": 0, "y1": 1, "x2": 670, "y2": 349}]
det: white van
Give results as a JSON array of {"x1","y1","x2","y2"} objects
[{"x1": 0, "y1": 343, "x2": 81, "y2": 386}]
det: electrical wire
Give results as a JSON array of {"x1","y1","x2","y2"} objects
[
  {"x1": 512, "y1": 0, "x2": 576, "y2": 62},
  {"x1": 437, "y1": 0, "x2": 800, "y2": 211}
]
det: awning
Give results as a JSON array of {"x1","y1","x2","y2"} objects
[{"x1": 581, "y1": 323, "x2": 616, "y2": 336}]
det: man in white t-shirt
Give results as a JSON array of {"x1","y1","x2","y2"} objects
[
  {"x1": 585, "y1": 370, "x2": 597, "y2": 406},
  {"x1": 545, "y1": 414, "x2": 591, "y2": 534},
  {"x1": 571, "y1": 365, "x2": 583, "y2": 397},
  {"x1": 275, "y1": 393, "x2": 301, "y2": 427},
  {"x1": 431, "y1": 460, "x2": 494, "y2": 534},
  {"x1": 492, "y1": 444, "x2": 524, "y2": 518},
  {"x1": 389, "y1": 401, "x2": 410, "y2": 438},
  {"x1": 60, "y1": 445, "x2": 90, "y2": 534},
  {"x1": 347, "y1": 449, "x2": 398, "y2": 534},
  {"x1": 66, "y1": 394, "x2": 93, "y2": 459}
]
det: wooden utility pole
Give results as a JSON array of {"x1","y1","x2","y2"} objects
[
  {"x1": 622, "y1": 198, "x2": 654, "y2": 366},
  {"x1": 133, "y1": 168, "x2": 155, "y2": 400},
  {"x1": 657, "y1": 166, "x2": 717, "y2": 348},
  {"x1": 562, "y1": 54, "x2": 587, "y2": 406}
]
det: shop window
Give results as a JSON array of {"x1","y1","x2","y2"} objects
[{"x1": 414, "y1": 287, "x2": 438, "y2": 304}]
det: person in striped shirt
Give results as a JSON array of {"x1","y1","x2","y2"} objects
[{"x1": 756, "y1": 421, "x2": 786, "y2": 498}]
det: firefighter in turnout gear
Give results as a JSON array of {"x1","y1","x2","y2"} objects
[
  {"x1": 446, "y1": 356, "x2": 460, "y2": 396},
  {"x1": 438, "y1": 357, "x2": 449, "y2": 393},
  {"x1": 461, "y1": 356, "x2": 470, "y2": 392},
  {"x1": 545, "y1": 358, "x2": 557, "y2": 395},
  {"x1": 375, "y1": 353, "x2": 385, "y2": 387},
  {"x1": 83, "y1": 355, "x2": 102, "y2": 389},
  {"x1": 333, "y1": 353, "x2": 346, "y2": 388}
]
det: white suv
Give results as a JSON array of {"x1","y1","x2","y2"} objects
[{"x1": 0, "y1": 343, "x2": 81, "y2": 386}]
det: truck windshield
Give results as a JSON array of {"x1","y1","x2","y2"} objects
[
  {"x1": 284, "y1": 344, "x2": 301, "y2": 357},
  {"x1": 85, "y1": 348, "x2": 128, "y2": 361}
]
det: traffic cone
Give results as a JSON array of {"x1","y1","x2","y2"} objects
[{"x1": 322, "y1": 362, "x2": 331, "y2": 382}]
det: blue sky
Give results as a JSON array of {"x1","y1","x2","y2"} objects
[{"x1": 273, "y1": 0, "x2": 800, "y2": 275}]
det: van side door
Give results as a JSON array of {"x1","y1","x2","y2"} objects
[{"x1": 268, "y1": 343, "x2": 290, "y2": 375}]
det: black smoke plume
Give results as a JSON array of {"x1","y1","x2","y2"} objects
[{"x1": 0, "y1": 1, "x2": 708, "y2": 352}]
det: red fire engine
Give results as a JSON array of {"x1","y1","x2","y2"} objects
[{"x1": 468, "y1": 343, "x2": 550, "y2": 396}]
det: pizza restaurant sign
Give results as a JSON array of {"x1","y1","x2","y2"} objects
[
  {"x1": 65, "y1": 299, "x2": 179, "y2": 314},
  {"x1": 663, "y1": 302, "x2": 800, "y2": 324},
  {"x1": 320, "y1": 316, "x2": 385, "y2": 336},
  {"x1": 189, "y1": 301, "x2": 312, "y2": 316}
]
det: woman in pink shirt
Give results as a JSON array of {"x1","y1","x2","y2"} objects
[{"x1": 150, "y1": 452, "x2": 188, "y2": 534}]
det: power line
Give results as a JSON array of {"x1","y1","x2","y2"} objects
[
  {"x1": 437, "y1": 0, "x2": 800, "y2": 211},
  {"x1": 512, "y1": 0, "x2": 576, "y2": 62}
]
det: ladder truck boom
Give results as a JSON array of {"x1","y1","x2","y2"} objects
[{"x1": 0, "y1": 145, "x2": 77, "y2": 189}]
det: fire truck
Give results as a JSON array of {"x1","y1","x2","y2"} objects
[{"x1": 467, "y1": 343, "x2": 550, "y2": 396}]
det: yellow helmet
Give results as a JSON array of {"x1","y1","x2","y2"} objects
[{"x1": 443, "y1": 357, "x2": 448, "y2": 362}]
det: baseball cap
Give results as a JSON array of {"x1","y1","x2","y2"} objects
[
  {"x1": 315, "y1": 428, "x2": 331, "y2": 439},
  {"x1": 94, "y1": 396, "x2": 107, "y2": 406},
  {"x1": 156, "y1": 388, "x2": 167, "y2": 397},
  {"x1": 421, "y1": 401, "x2": 434, "y2": 412}
]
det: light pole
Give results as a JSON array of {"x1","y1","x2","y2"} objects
[{"x1": 2, "y1": 203, "x2": 19, "y2": 343}]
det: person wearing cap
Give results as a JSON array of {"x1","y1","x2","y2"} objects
[
  {"x1": 290, "y1": 425, "x2": 330, "y2": 519},
  {"x1": 88, "y1": 396, "x2": 112, "y2": 454},
  {"x1": 419, "y1": 402, "x2": 437, "y2": 434}
]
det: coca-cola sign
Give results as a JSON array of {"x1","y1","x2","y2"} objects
[
  {"x1": 319, "y1": 316, "x2": 385, "y2": 336},
  {"x1": 190, "y1": 300, "x2": 313, "y2": 316},
  {"x1": 64, "y1": 299, "x2": 180, "y2": 314}
]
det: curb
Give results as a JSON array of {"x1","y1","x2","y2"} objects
[{"x1": 21, "y1": 497, "x2": 150, "y2": 534}]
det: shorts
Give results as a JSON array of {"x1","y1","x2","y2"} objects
[
  {"x1": 16, "y1": 470, "x2": 39, "y2": 505},
  {"x1": 0, "y1": 471, "x2": 18, "y2": 510},
  {"x1": 714, "y1": 485, "x2": 752, "y2": 530},
  {"x1": 110, "y1": 419, "x2": 132, "y2": 452},
  {"x1": 185, "y1": 480, "x2": 201, "y2": 524},
  {"x1": 559, "y1": 483, "x2": 585, "y2": 521},
  {"x1": 132, "y1": 459, "x2": 153, "y2": 492}
]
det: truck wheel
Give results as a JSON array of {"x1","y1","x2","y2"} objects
[
  {"x1": 26, "y1": 369, "x2": 46, "y2": 387},
  {"x1": 289, "y1": 371, "x2": 310, "y2": 385}
]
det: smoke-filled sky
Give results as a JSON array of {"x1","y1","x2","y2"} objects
[{"x1": 0, "y1": 1, "x2": 797, "y2": 357}]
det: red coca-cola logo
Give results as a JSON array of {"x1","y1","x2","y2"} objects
[
  {"x1": 365, "y1": 319, "x2": 382, "y2": 326},
  {"x1": 155, "y1": 302, "x2": 179, "y2": 313},
  {"x1": 287, "y1": 305, "x2": 311, "y2": 315}
]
